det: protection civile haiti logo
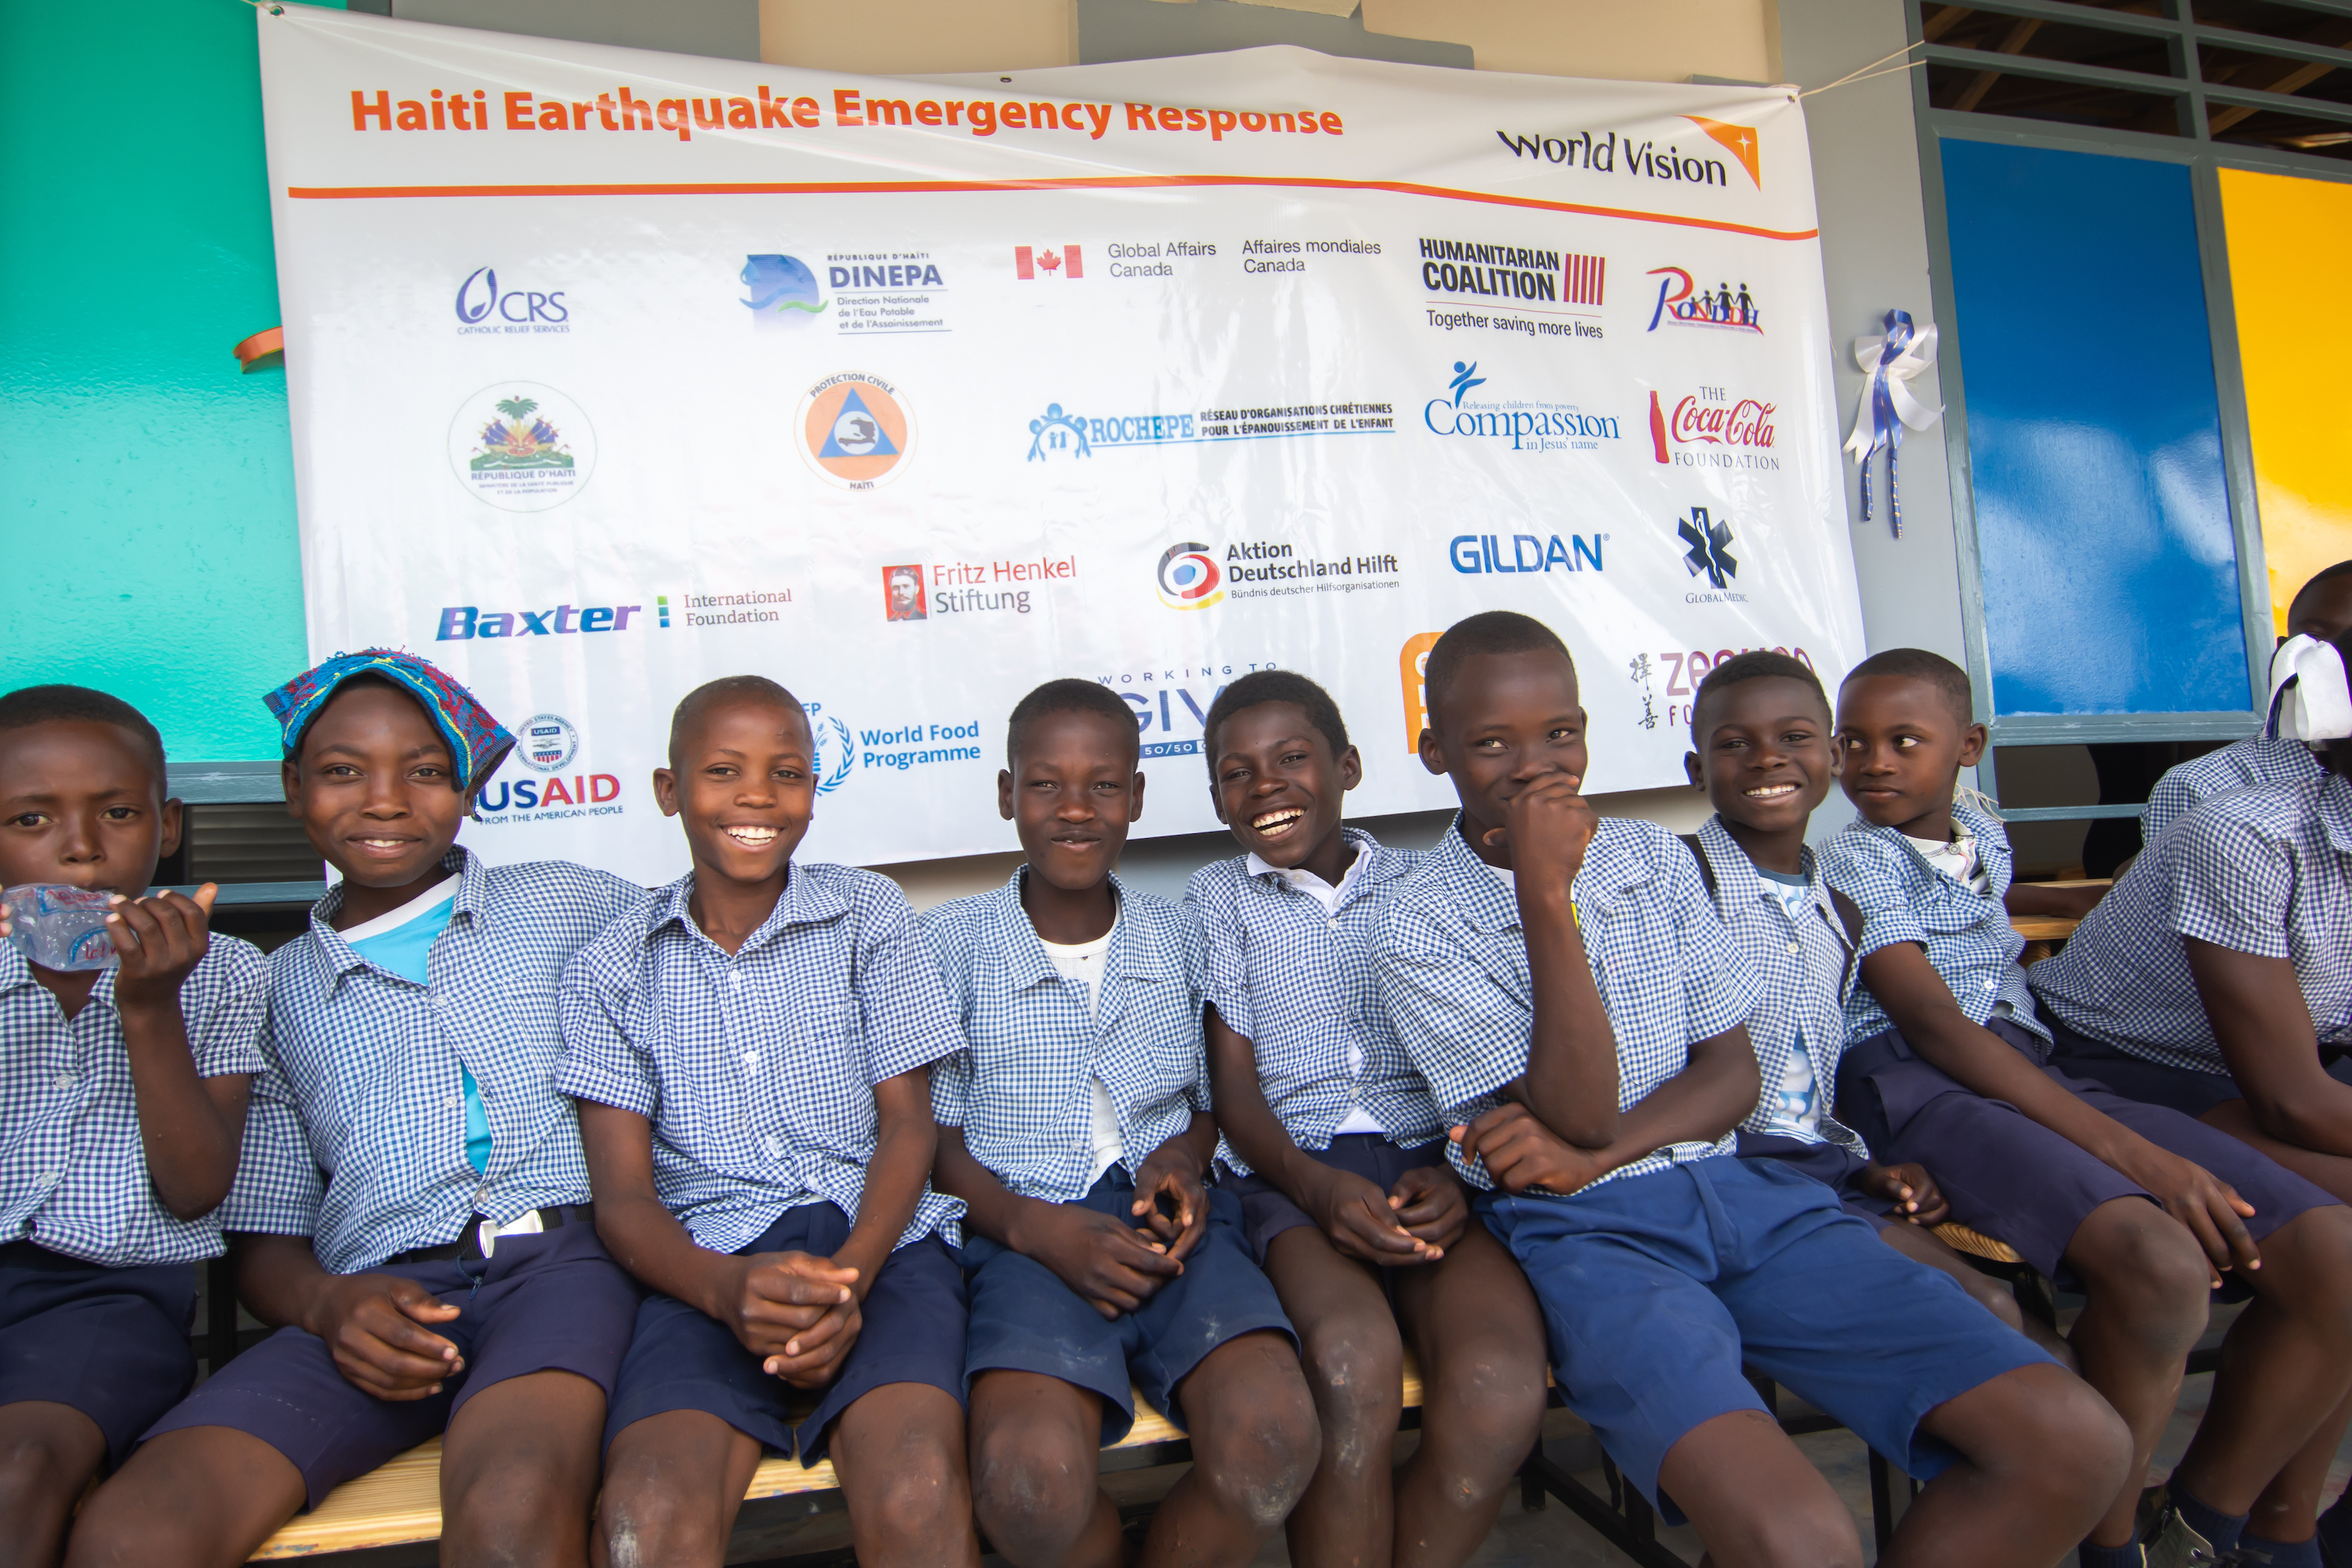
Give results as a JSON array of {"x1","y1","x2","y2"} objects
[
  {"x1": 1677, "y1": 507, "x2": 1738, "y2": 591},
  {"x1": 807, "y1": 713, "x2": 858, "y2": 794},
  {"x1": 796, "y1": 373, "x2": 916, "y2": 491},
  {"x1": 1156, "y1": 543, "x2": 1223, "y2": 610}
]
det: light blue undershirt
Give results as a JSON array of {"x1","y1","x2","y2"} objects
[
  {"x1": 1751, "y1": 863, "x2": 1822, "y2": 1138},
  {"x1": 345, "y1": 887, "x2": 491, "y2": 1172}
]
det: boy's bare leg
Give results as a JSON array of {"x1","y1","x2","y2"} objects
[
  {"x1": 1874, "y1": 1220, "x2": 2076, "y2": 1367},
  {"x1": 0, "y1": 1403, "x2": 105, "y2": 1568},
  {"x1": 1143, "y1": 1330, "x2": 1319, "y2": 1568},
  {"x1": 61, "y1": 1425, "x2": 306, "y2": 1568},
  {"x1": 828, "y1": 1383, "x2": 981, "y2": 1568},
  {"x1": 441, "y1": 1369, "x2": 604, "y2": 1566},
  {"x1": 1259, "y1": 1228, "x2": 1402, "y2": 1568},
  {"x1": 1892, "y1": 1362, "x2": 2132, "y2": 1566},
  {"x1": 1657, "y1": 1409, "x2": 1861, "y2": 1568},
  {"x1": 1390, "y1": 1222, "x2": 1548, "y2": 1568},
  {"x1": 594, "y1": 1410, "x2": 763, "y2": 1568},
  {"x1": 968, "y1": 1371, "x2": 1122, "y2": 1568}
]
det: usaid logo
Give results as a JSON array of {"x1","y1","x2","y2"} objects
[
  {"x1": 455, "y1": 267, "x2": 570, "y2": 332},
  {"x1": 516, "y1": 713, "x2": 580, "y2": 773}
]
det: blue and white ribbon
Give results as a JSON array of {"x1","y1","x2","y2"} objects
[{"x1": 1842, "y1": 309, "x2": 1942, "y2": 538}]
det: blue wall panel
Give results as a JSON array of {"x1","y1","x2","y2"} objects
[{"x1": 1940, "y1": 138, "x2": 2248, "y2": 717}]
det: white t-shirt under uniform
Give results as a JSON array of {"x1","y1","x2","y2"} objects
[
  {"x1": 1039, "y1": 926, "x2": 1126, "y2": 1185},
  {"x1": 1246, "y1": 849, "x2": 1388, "y2": 1136}
]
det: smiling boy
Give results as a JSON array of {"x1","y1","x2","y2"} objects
[
  {"x1": 557, "y1": 676, "x2": 976, "y2": 1568},
  {"x1": 924, "y1": 678, "x2": 1317, "y2": 1568},
  {"x1": 1378, "y1": 612, "x2": 2127, "y2": 1568},
  {"x1": 1824, "y1": 646, "x2": 2352, "y2": 1568},
  {"x1": 68, "y1": 652, "x2": 645, "y2": 1568},
  {"x1": 0, "y1": 687, "x2": 263, "y2": 1568},
  {"x1": 1187, "y1": 670, "x2": 1545, "y2": 1568}
]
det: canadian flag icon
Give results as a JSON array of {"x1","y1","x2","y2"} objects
[{"x1": 1014, "y1": 245, "x2": 1083, "y2": 280}]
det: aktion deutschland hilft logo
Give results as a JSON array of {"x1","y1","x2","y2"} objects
[{"x1": 1156, "y1": 543, "x2": 1224, "y2": 610}]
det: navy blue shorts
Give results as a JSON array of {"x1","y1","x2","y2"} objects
[
  {"x1": 144, "y1": 1221, "x2": 637, "y2": 1509},
  {"x1": 1219, "y1": 1133, "x2": 1451, "y2": 1265},
  {"x1": 961, "y1": 1170, "x2": 1294, "y2": 1443},
  {"x1": 1733, "y1": 1131, "x2": 1893, "y2": 1232},
  {"x1": 1481, "y1": 1156, "x2": 2049, "y2": 1523},
  {"x1": 2045, "y1": 1016, "x2": 2352, "y2": 1120},
  {"x1": 1838, "y1": 1021, "x2": 2339, "y2": 1285},
  {"x1": 603, "y1": 1203, "x2": 966, "y2": 1465},
  {"x1": 0, "y1": 1241, "x2": 197, "y2": 1471}
]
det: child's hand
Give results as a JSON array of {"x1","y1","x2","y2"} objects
[
  {"x1": 755, "y1": 1256, "x2": 867, "y2": 1388},
  {"x1": 1017, "y1": 1200, "x2": 1184, "y2": 1319},
  {"x1": 726, "y1": 1250, "x2": 858, "y2": 1363},
  {"x1": 1298, "y1": 1163, "x2": 1432, "y2": 1265},
  {"x1": 1452, "y1": 1105, "x2": 1607, "y2": 1196},
  {"x1": 309, "y1": 1272, "x2": 464, "y2": 1402},
  {"x1": 1131, "y1": 1142, "x2": 1211, "y2": 1265},
  {"x1": 2109, "y1": 1139, "x2": 2260, "y2": 1289},
  {"x1": 107, "y1": 884, "x2": 219, "y2": 1012},
  {"x1": 1388, "y1": 1165, "x2": 1470, "y2": 1255},
  {"x1": 1862, "y1": 1160, "x2": 1951, "y2": 1225},
  {"x1": 1487, "y1": 772, "x2": 1599, "y2": 888}
]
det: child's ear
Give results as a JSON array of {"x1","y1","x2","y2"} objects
[
  {"x1": 1957, "y1": 722, "x2": 1989, "y2": 768},
  {"x1": 158, "y1": 797, "x2": 185, "y2": 859},
  {"x1": 1682, "y1": 752, "x2": 1704, "y2": 789},
  {"x1": 996, "y1": 768, "x2": 1016, "y2": 822},
  {"x1": 281, "y1": 757, "x2": 303, "y2": 816},
  {"x1": 1338, "y1": 744, "x2": 1363, "y2": 792},
  {"x1": 651, "y1": 767, "x2": 681, "y2": 818},
  {"x1": 1128, "y1": 770, "x2": 1146, "y2": 820},
  {"x1": 1416, "y1": 725, "x2": 1446, "y2": 777}
]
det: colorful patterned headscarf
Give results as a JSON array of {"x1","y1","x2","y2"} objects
[{"x1": 264, "y1": 650, "x2": 514, "y2": 809}]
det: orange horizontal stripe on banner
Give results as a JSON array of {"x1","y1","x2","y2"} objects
[{"x1": 284, "y1": 173, "x2": 1820, "y2": 241}]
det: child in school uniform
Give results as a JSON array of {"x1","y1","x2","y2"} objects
[
  {"x1": 1379, "y1": 612, "x2": 2128, "y2": 1568},
  {"x1": 2142, "y1": 561, "x2": 2352, "y2": 843},
  {"x1": 1679, "y1": 653, "x2": 2070, "y2": 1362},
  {"x1": 924, "y1": 679, "x2": 1318, "y2": 1568},
  {"x1": 558, "y1": 676, "x2": 977, "y2": 1568},
  {"x1": 69, "y1": 652, "x2": 645, "y2": 1568},
  {"x1": 1188, "y1": 670, "x2": 1548, "y2": 1568},
  {"x1": 1824, "y1": 645, "x2": 2352, "y2": 1568},
  {"x1": 0, "y1": 687, "x2": 264, "y2": 1568}
]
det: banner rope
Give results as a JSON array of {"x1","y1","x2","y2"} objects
[{"x1": 1798, "y1": 42, "x2": 1925, "y2": 99}]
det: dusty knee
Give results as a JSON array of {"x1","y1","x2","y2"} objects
[
  {"x1": 597, "y1": 1464, "x2": 724, "y2": 1568},
  {"x1": 857, "y1": 1439, "x2": 967, "y2": 1544},
  {"x1": 1193, "y1": 1388, "x2": 1322, "y2": 1530},
  {"x1": 1296, "y1": 1327, "x2": 1402, "y2": 1470},
  {"x1": 971, "y1": 1432, "x2": 1098, "y2": 1558},
  {"x1": 1421, "y1": 1342, "x2": 1548, "y2": 1463}
]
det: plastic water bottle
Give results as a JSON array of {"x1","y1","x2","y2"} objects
[{"x1": 2, "y1": 884, "x2": 119, "y2": 971}]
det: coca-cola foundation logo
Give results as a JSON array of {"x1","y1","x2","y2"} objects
[{"x1": 1647, "y1": 386, "x2": 1780, "y2": 470}]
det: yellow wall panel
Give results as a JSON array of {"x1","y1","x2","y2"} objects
[{"x1": 2220, "y1": 167, "x2": 2352, "y2": 632}]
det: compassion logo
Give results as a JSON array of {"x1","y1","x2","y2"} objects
[{"x1": 1156, "y1": 543, "x2": 1224, "y2": 610}]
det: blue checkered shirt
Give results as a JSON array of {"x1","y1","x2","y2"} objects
[
  {"x1": 1820, "y1": 798, "x2": 2049, "y2": 1058},
  {"x1": 2031, "y1": 773, "x2": 2352, "y2": 1076},
  {"x1": 1376, "y1": 816, "x2": 1759, "y2": 1193},
  {"x1": 1692, "y1": 818, "x2": 1869, "y2": 1156},
  {"x1": 924, "y1": 870, "x2": 1208, "y2": 1203},
  {"x1": 220, "y1": 848, "x2": 647, "y2": 1273},
  {"x1": 558, "y1": 864, "x2": 967, "y2": 1252},
  {"x1": 1187, "y1": 830, "x2": 1442, "y2": 1175},
  {"x1": 2143, "y1": 734, "x2": 2322, "y2": 845},
  {"x1": 0, "y1": 935, "x2": 267, "y2": 1266}
]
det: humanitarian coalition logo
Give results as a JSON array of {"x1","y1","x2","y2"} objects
[
  {"x1": 1676, "y1": 506, "x2": 1741, "y2": 597},
  {"x1": 742, "y1": 254, "x2": 826, "y2": 328},
  {"x1": 797, "y1": 373, "x2": 915, "y2": 490},
  {"x1": 1156, "y1": 543, "x2": 1224, "y2": 610},
  {"x1": 1646, "y1": 268, "x2": 1762, "y2": 335},
  {"x1": 1423, "y1": 361, "x2": 1621, "y2": 452},
  {"x1": 455, "y1": 267, "x2": 569, "y2": 334},
  {"x1": 516, "y1": 713, "x2": 580, "y2": 772},
  {"x1": 448, "y1": 383, "x2": 595, "y2": 512}
]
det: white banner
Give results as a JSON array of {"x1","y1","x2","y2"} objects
[{"x1": 256, "y1": 6, "x2": 1864, "y2": 883}]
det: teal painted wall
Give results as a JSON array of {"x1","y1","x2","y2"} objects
[{"x1": 1, "y1": 0, "x2": 332, "y2": 761}]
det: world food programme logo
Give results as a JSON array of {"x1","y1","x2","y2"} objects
[
  {"x1": 804, "y1": 706, "x2": 857, "y2": 794},
  {"x1": 742, "y1": 254, "x2": 826, "y2": 328},
  {"x1": 1156, "y1": 543, "x2": 1223, "y2": 610},
  {"x1": 516, "y1": 713, "x2": 579, "y2": 772},
  {"x1": 447, "y1": 382, "x2": 595, "y2": 513},
  {"x1": 797, "y1": 373, "x2": 915, "y2": 490},
  {"x1": 1028, "y1": 404, "x2": 1091, "y2": 461},
  {"x1": 1677, "y1": 506, "x2": 1738, "y2": 590}
]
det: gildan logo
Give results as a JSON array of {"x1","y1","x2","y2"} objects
[
  {"x1": 1646, "y1": 267, "x2": 1762, "y2": 335},
  {"x1": 1156, "y1": 543, "x2": 1223, "y2": 610},
  {"x1": 1423, "y1": 361, "x2": 1621, "y2": 452},
  {"x1": 742, "y1": 254, "x2": 826, "y2": 327},
  {"x1": 1495, "y1": 116, "x2": 1761, "y2": 190},
  {"x1": 516, "y1": 713, "x2": 580, "y2": 771},
  {"x1": 455, "y1": 267, "x2": 569, "y2": 333},
  {"x1": 1676, "y1": 506, "x2": 1741, "y2": 597},
  {"x1": 1015, "y1": 245, "x2": 1083, "y2": 279},
  {"x1": 1647, "y1": 386, "x2": 1779, "y2": 470}
]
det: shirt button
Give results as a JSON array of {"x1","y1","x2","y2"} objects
[
  {"x1": 1981, "y1": 978, "x2": 1998, "y2": 991},
  {"x1": 53, "y1": 1073, "x2": 74, "y2": 1092},
  {"x1": 1786, "y1": 942, "x2": 1802, "y2": 955},
  {"x1": 761, "y1": 1134, "x2": 783, "y2": 1157},
  {"x1": 445, "y1": 1095, "x2": 462, "y2": 1109}
]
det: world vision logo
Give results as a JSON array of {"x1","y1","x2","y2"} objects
[
  {"x1": 1495, "y1": 115, "x2": 1761, "y2": 191},
  {"x1": 796, "y1": 373, "x2": 916, "y2": 490}
]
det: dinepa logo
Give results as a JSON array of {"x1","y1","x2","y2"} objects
[
  {"x1": 1675, "y1": 506, "x2": 1740, "y2": 594},
  {"x1": 1028, "y1": 404, "x2": 1091, "y2": 460},
  {"x1": 1015, "y1": 245, "x2": 1083, "y2": 279},
  {"x1": 455, "y1": 267, "x2": 570, "y2": 332},
  {"x1": 515, "y1": 713, "x2": 580, "y2": 772},
  {"x1": 1646, "y1": 268, "x2": 1762, "y2": 335},
  {"x1": 797, "y1": 373, "x2": 916, "y2": 490},
  {"x1": 742, "y1": 254, "x2": 826, "y2": 327},
  {"x1": 804, "y1": 703, "x2": 858, "y2": 795},
  {"x1": 1156, "y1": 543, "x2": 1224, "y2": 610}
]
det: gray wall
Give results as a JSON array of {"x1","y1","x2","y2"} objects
[
  {"x1": 388, "y1": 0, "x2": 761, "y2": 60},
  {"x1": 1076, "y1": 0, "x2": 1470, "y2": 69}
]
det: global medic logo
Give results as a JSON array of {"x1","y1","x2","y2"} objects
[
  {"x1": 797, "y1": 373, "x2": 916, "y2": 490},
  {"x1": 448, "y1": 382, "x2": 595, "y2": 512},
  {"x1": 1676, "y1": 506, "x2": 1742, "y2": 598}
]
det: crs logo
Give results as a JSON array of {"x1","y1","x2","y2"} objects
[
  {"x1": 515, "y1": 713, "x2": 579, "y2": 771},
  {"x1": 1156, "y1": 543, "x2": 1224, "y2": 610},
  {"x1": 804, "y1": 703, "x2": 858, "y2": 794},
  {"x1": 455, "y1": 267, "x2": 569, "y2": 328}
]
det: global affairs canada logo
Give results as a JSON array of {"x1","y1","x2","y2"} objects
[
  {"x1": 742, "y1": 254, "x2": 826, "y2": 327},
  {"x1": 448, "y1": 383, "x2": 595, "y2": 512},
  {"x1": 516, "y1": 713, "x2": 580, "y2": 772},
  {"x1": 1647, "y1": 385, "x2": 1779, "y2": 470},
  {"x1": 1676, "y1": 506, "x2": 1742, "y2": 597},
  {"x1": 797, "y1": 373, "x2": 915, "y2": 490},
  {"x1": 1015, "y1": 245, "x2": 1083, "y2": 280},
  {"x1": 455, "y1": 267, "x2": 569, "y2": 334},
  {"x1": 1646, "y1": 267, "x2": 1762, "y2": 335},
  {"x1": 1156, "y1": 543, "x2": 1223, "y2": 610},
  {"x1": 1423, "y1": 361, "x2": 1621, "y2": 452}
]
